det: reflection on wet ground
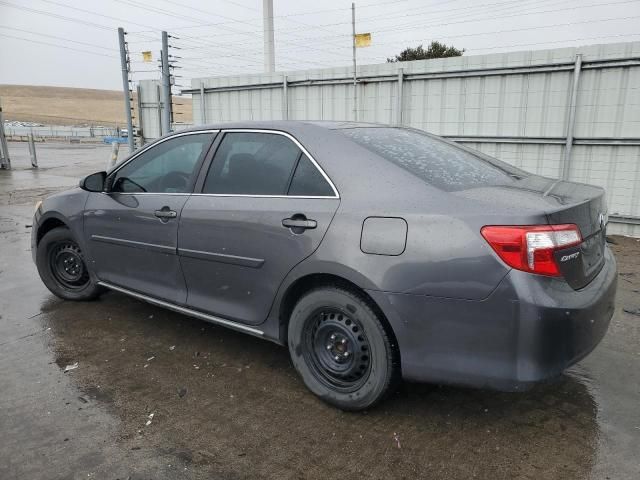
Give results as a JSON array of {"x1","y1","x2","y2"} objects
[
  {"x1": 1, "y1": 143, "x2": 639, "y2": 479},
  {"x1": 39, "y1": 294, "x2": 603, "y2": 479}
]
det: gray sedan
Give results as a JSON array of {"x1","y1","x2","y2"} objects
[{"x1": 32, "y1": 121, "x2": 617, "y2": 410}]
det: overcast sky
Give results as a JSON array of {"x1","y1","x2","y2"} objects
[{"x1": 1, "y1": 0, "x2": 639, "y2": 90}]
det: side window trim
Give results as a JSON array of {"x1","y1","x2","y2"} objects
[
  {"x1": 105, "y1": 130, "x2": 219, "y2": 194},
  {"x1": 195, "y1": 128, "x2": 339, "y2": 199},
  {"x1": 284, "y1": 151, "x2": 303, "y2": 195}
]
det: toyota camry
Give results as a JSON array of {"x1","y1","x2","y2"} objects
[{"x1": 32, "y1": 121, "x2": 617, "y2": 410}]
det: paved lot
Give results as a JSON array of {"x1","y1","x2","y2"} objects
[{"x1": 1, "y1": 142, "x2": 639, "y2": 479}]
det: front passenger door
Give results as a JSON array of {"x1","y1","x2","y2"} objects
[{"x1": 84, "y1": 132, "x2": 216, "y2": 304}]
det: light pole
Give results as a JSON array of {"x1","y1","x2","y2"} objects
[{"x1": 263, "y1": 0, "x2": 275, "y2": 73}]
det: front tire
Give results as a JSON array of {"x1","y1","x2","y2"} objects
[
  {"x1": 36, "y1": 227, "x2": 102, "y2": 301},
  {"x1": 288, "y1": 285, "x2": 399, "y2": 410}
]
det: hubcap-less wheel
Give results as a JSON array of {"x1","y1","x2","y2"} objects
[
  {"x1": 36, "y1": 227, "x2": 102, "y2": 301},
  {"x1": 49, "y1": 242, "x2": 89, "y2": 291},
  {"x1": 304, "y1": 308, "x2": 371, "y2": 392},
  {"x1": 288, "y1": 286, "x2": 399, "y2": 410}
]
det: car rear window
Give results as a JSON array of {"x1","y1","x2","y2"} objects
[{"x1": 339, "y1": 127, "x2": 522, "y2": 192}]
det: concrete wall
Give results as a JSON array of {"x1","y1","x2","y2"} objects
[{"x1": 169, "y1": 41, "x2": 640, "y2": 235}]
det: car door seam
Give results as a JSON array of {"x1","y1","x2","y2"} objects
[{"x1": 262, "y1": 198, "x2": 343, "y2": 325}]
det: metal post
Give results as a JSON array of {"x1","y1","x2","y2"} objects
[
  {"x1": 282, "y1": 75, "x2": 288, "y2": 120},
  {"x1": 563, "y1": 53, "x2": 582, "y2": 180},
  {"x1": 0, "y1": 97, "x2": 11, "y2": 169},
  {"x1": 263, "y1": 0, "x2": 275, "y2": 73},
  {"x1": 136, "y1": 84, "x2": 144, "y2": 145},
  {"x1": 161, "y1": 31, "x2": 172, "y2": 135},
  {"x1": 107, "y1": 141, "x2": 119, "y2": 169},
  {"x1": 352, "y1": 2, "x2": 357, "y2": 121},
  {"x1": 136, "y1": 84, "x2": 144, "y2": 146},
  {"x1": 28, "y1": 133, "x2": 38, "y2": 168},
  {"x1": 200, "y1": 82, "x2": 207, "y2": 124},
  {"x1": 396, "y1": 68, "x2": 404, "y2": 126},
  {"x1": 156, "y1": 84, "x2": 163, "y2": 139},
  {"x1": 118, "y1": 27, "x2": 134, "y2": 153}
]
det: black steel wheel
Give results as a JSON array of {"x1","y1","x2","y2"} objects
[
  {"x1": 303, "y1": 308, "x2": 371, "y2": 392},
  {"x1": 36, "y1": 226, "x2": 103, "y2": 301},
  {"x1": 48, "y1": 241, "x2": 90, "y2": 291},
  {"x1": 288, "y1": 285, "x2": 399, "y2": 411}
]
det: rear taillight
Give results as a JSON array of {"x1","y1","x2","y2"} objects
[{"x1": 481, "y1": 224, "x2": 582, "y2": 276}]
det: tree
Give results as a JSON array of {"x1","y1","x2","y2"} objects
[{"x1": 387, "y1": 41, "x2": 464, "y2": 63}]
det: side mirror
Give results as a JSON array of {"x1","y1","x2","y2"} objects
[{"x1": 79, "y1": 171, "x2": 107, "y2": 192}]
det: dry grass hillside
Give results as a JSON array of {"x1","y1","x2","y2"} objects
[{"x1": 0, "y1": 84, "x2": 192, "y2": 126}]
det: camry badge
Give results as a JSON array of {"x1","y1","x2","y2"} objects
[{"x1": 560, "y1": 252, "x2": 580, "y2": 262}]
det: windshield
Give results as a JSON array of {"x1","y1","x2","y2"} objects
[{"x1": 340, "y1": 127, "x2": 525, "y2": 192}]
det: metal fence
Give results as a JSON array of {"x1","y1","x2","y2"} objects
[
  {"x1": 156, "y1": 41, "x2": 640, "y2": 236},
  {"x1": 4, "y1": 124, "x2": 118, "y2": 139}
]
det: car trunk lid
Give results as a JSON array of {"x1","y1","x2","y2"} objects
[
  {"x1": 454, "y1": 176, "x2": 608, "y2": 289},
  {"x1": 544, "y1": 180, "x2": 607, "y2": 289}
]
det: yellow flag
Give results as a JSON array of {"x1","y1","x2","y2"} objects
[
  {"x1": 355, "y1": 33, "x2": 372, "y2": 48},
  {"x1": 142, "y1": 51, "x2": 153, "y2": 62}
]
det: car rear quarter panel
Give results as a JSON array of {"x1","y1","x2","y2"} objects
[
  {"x1": 294, "y1": 184, "x2": 550, "y2": 301},
  {"x1": 284, "y1": 126, "x2": 550, "y2": 300}
]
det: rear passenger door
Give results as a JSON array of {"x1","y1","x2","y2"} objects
[{"x1": 178, "y1": 130, "x2": 340, "y2": 325}]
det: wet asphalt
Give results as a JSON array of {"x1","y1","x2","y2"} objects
[{"x1": 0, "y1": 142, "x2": 639, "y2": 480}]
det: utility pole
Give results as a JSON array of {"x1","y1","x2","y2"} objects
[
  {"x1": 352, "y1": 2, "x2": 357, "y2": 121},
  {"x1": 0, "y1": 97, "x2": 10, "y2": 169},
  {"x1": 118, "y1": 27, "x2": 135, "y2": 153},
  {"x1": 263, "y1": 0, "x2": 275, "y2": 73},
  {"x1": 161, "y1": 31, "x2": 172, "y2": 135}
]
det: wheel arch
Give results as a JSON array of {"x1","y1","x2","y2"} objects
[
  {"x1": 275, "y1": 272, "x2": 400, "y2": 366},
  {"x1": 36, "y1": 214, "x2": 69, "y2": 245}
]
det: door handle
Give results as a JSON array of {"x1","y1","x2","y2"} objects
[
  {"x1": 154, "y1": 208, "x2": 177, "y2": 219},
  {"x1": 282, "y1": 216, "x2": 317, "y2": 231}
]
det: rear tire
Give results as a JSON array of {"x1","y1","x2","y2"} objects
[
  {"x1": 288, "y1": 285, "x2": 399, "y2": 411},
  {"x1": 36, "y1": 227, "x2": 102, "y2": 301}
]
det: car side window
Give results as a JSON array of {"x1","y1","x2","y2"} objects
[
  {"x1": 111, "y1": 133, "x2": 213, "y2": 193},
  {"x1": 202, "y1": 132, "x2": 301, "y2": 195},
  {"x1": 287, "y1": 154, "x2": 334, "y2": 197}
]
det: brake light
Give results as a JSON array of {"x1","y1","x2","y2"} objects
[{"x1": 481, "y1": 224, "x2": 582, "y2": 276}]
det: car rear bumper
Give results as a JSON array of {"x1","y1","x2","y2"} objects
[{"x1": 366, "y1": 246, "x2": 617, "y2": 391}]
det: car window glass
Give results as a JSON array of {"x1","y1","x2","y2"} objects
[
  {"x1": 288, "y1": 154, "x2": 334, "y2": 197},
  {"x1": 340, "y1": 128, "x2": 526, "y2": 192},
  {"x1": 203, "y1": 132, "x2": 301, "y2": 195},
  {"x1": 111, "y1": 133, "x2": 212, "y2": 193}
]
